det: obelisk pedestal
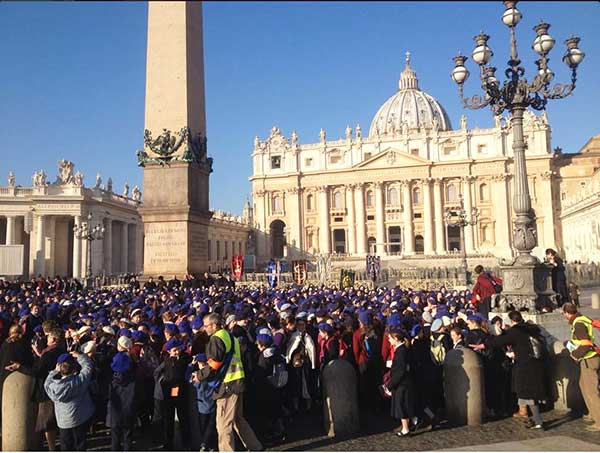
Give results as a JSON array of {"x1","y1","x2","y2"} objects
[{"x1": 138, "y1": 1, "x2": 212, "y2": 277}]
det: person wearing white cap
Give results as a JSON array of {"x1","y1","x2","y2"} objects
[{"x1": 117, "y1": 336, "x2": 133, "y2": 352}]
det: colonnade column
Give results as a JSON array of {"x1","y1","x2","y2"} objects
[
  {"x1": 104, "y1": 218, "x2": 112, "y2": 275},
  {"x1": 72, "y1": 215, "x2": 81, "y2": 279},
  {"x1": 402, "y1": 181, "x2": 415, "y2": 255},
  {"x1": 80, "y1": 216, "x2": 88, "y2": 279},
  {"x1": 34, "y1": 214, "x2": 45, "y2": 276},
  {"x1": 122, "y1": 222, "x2": 129, "y2": 273},
  {"x1": 346, "y1": 185, "x2": 356, "y2": 255},
  {"x1": 433, "y1": 179, "x2": 446, "y2": 254},
  {"x1": 5, "y1": 216, "x2": 15, "y2": 245},
  {"x1": 318, "y1": 186, "x2": 331, "y2": 254},
  {"x1": 423, "y1": 178, "x2": 435, "y2": 255},
  {"x1": 462, "y1": 176, "x2": 475, "y2": 254},
  {"x1": 354, "y1": 183, "x2": 367, "y2": 255},
  {"x1": 375, "y1": 182, "x2": 387, "y2": 255}
]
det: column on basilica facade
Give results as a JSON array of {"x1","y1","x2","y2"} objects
[
  {"x1": 253, "y1": 190, "x2": 267, "y2": 258},
  {"x1": 423, "y1": 179, "x2": 435, "y2": 255},
  {"x1": 462, "y1": 176, "x2": 475, "y2": 253},
  {"x1": 80, "y1": 218, "x2": 88, "y2": 279},
  {"x1": 354, "y1": 183, "x2": 367, "y2": 255},
  {"x1": 34, "y1": 215, "x2": 45, "y2": 276},
  {"x1": 5, "y1": 216, "x2": 15, "y2": 245},
  {"x1": 122, "y1": 222, "x2": 129, "y2": 274},
  {"x1": 345, "y1": 185, "x2": 356, "y2": 255},
  {"x1": 375, "y1": 182, "x2": 387, "y2": 255},
  {"x1": 73, "y1": 215, "x2": 81, "y2": 279},
  {"x1": 491, "y1": 174, "x2": 512, "y2": 257},
  {"x1": 287, "y1": 188, "x2": 303, "y2": 253},
  {"x1": 540, "y1": 172, "x2": 557, "y2": 250},
  {"x1": 433, "y1": 179, "x2": 446, "y2": 254},
  {"x1": 402, "y1": 181, "x2": 415, "y2": 255},
  {"x1": 318, "y1": 186, "x2": 331, "y2": 254},
  {"x1": 46, "y1": 217, "x2": 56, "y2": 277},
  {"x1": 104, "y1": 218, "x2": 112, "y2": 275}
]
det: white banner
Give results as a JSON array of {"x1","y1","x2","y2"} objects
[{"x1": 0, "y1": 245, "x2": 24, "y2": 276}]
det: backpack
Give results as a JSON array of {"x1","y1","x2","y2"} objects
[
  {"x1": 267, "y1": 360, "x2": 288, "y2": 389},
  {"x1": 485, "y1": 272, "x2": 503, "y2": 294},
  {"x1": 430, "y1": 334, "x2": 446, "y2": 365}
]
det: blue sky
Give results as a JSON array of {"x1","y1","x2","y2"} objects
[{"x1": 1, "y1": 1, "x2": 598, "y2": 214}]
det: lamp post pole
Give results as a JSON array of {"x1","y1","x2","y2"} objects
[
  {"x1": 445, "y1": 193, "x2": 479, "y2": 286},
  {"x1": 450, "y1": 0, "x2": 584, "y2": 311},
  {"x1": 73, "y1": 212, "x2": 105, "y2": 288}
]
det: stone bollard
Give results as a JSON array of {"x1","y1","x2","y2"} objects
[
  {"x1": 592, "y1": 294, "x2": 600, "y2": 310},
  {"x1": 547, "y1": 341, "x2": 585, "y2": 413},
  {"x1": 321, "y1": 359, "x2": 359, "y2": 438},
  {"x1": 2, "y1": 371, "x2": 38, "y2": 451},
  {"x1": 444, "y1": 348, "x2": 485, "y2": 426}
]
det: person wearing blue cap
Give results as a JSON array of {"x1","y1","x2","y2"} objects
[
  {"x1": 156, "y1": 338, "x2": 191, "y2": 451},
  {"x1": 189, "y1": 353, "x2": 217, "y2": 452},
  {"x1": 318, "y1": 323, "x2": 339, "y2": 369},
  {"x1": 44, "y1": 351, "x2": 95, "y2": 451},
  {"x1": 107, "y1": 352, "x2": 137, "y2": 451}
]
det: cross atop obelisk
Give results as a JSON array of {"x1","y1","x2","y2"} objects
[{"x1": 139, "y1": 1, "x2": 212, "y2": 277}]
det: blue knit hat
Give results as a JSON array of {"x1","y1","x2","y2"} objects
[
  {"x1": 57, "y1": 353, "x2": 74, "y2": 364},
  {"x1": 165, "y1": 339, "x2": 184, "y2": 351},
  {"x1": 318, "y1": 322, "x2": 334, "y2": 334},
  {"x1": 256, "y1": 333, "x2": 273, "y2": 346},
  {"x1": 111, "y1": 352, "x2": 132, "y2": 374},
  {"x1": 195, "y1": 353, "x2": 207, "y2": 363}
]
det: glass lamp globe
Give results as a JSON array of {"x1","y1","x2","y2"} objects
[{"x1": 502, "y1": 6, "x2": 522, "y2": 27}]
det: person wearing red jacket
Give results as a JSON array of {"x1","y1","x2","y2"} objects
[{"x1": 471, "y1": 265, "x2": 502, "y2": 320}]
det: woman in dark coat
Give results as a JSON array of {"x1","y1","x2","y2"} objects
[
  {"x1": 385, "y1": 329, "x2": 416, "y2": 437},
  {"x1": 546, "y1": 249, "x2": 569, "y2": 307},
  {"x1": 474, "y1": 310, "x2": 547, "y2": 429}
]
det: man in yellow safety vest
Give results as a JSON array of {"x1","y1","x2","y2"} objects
[
  {"x1": 197, "y1": 312, "x2": 262, "y2": 451},
  {"x1": 563, "y1": 303, "x2": 600, "y2": 431}
]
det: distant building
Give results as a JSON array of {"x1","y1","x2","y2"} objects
[{"x1": 0, "y1": 161, "x2": 251, "y2": 278}]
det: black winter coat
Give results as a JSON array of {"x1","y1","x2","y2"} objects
[
  {"x1": 106, "y1": 371, "x2": 137, "y2": 428},
  {"x1": 488, "y1": 322, "x2": 547, "y2": 401}
]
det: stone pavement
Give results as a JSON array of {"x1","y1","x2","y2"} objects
[{"x1": 270, "y1": 409, "x2": 600, "y2": 451}]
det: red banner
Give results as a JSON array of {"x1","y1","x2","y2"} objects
[{"x1": 232, "y1": 255, "x2": 244, "y2": 280}]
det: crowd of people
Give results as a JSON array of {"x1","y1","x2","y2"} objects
[{"x1": 0, "y1": 255, "x2": 597, "y2": 452}]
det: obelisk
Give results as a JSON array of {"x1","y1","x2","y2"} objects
[{"x1": 138, "y1": 1, "x2": 212, "y2": 277}]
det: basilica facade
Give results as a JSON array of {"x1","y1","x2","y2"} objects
[{"x1": 249, "y1": 54, "x2": 561, "y2": 265}]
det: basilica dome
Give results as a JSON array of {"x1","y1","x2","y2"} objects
[{"x1": 369, "y1": 53, "x2": 452, "y2": 137}]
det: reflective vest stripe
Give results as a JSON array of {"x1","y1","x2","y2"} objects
[
  {"x1": 214, "y1": 329, "x2": 245, "y2": 383},
  {"x1": 572, "y1": 316, "x2": 598, "y2": 360}
]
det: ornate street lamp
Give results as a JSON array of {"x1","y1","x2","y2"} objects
[
  {"x1": 73, "y1": 212, "x2": 105, "y2": 287},
  {"x1": 450, "y1": 0, "x2": 584, "y2": 310},
  {"x1": 445, "y1": 193, "x2": 480, "y2": 286}
]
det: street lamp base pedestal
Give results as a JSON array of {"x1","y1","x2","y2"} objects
[{"x1": 497, "y1": 262, "x2": 557, "y2": 313}]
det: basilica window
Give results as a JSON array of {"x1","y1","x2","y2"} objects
[
  {"x1": 306, "y1": 194, "x2": 314, "y2": 211},
  {"x1": 479, "y1": 183, "x2": 489, "y2": 202},
  {"x1": 272, "y1": 195, "x2": 283, "y2": 214},
  {"x1": 443, "y1": 146, "x2": 457, "y2": 156},
  {"x1": 271, "y1": 155, "x2": 281, "y2": 169},
  {"x1": 208, "y1": 240, "x2": 212, "y2": 261},
  {"x1": 305, "y1": 157, "x2": 313, "y2": 167},
  {"x1": 477, "y1": 144, "x2": 488, "y2": 154},
  {"x1": 447, "y1": 184, "x2": 458, "y2": 203},
  {"x1": 387, "y1": 187, "x2": 399, "y2": 206},
  {"x1": 216, "y1": 241, "x2": 221, "y2": 261},
  {"x1": 366, "y1": 190, "x2": 374, "y2": 207},
  {"x1": 329, "y1": 151, "x2": 342, "y2": 164},
  {"x1": 307, "y1": 232, "x2": 314, "y2": 249},
  {"x1": 481, "y1": 225, "x2": 490, "y2": 243},
  {"x1": 412, "y1": 187, "x2": 421, "y2": 205},
  {"x1": 364, "y1": 152, "x2": 372, "y2": 160},
  {"x1": 411, "y1": 148, "x2": 419, "y2": 156},
  {"x1": 332, "y1": 191, "x2": 343, "y2": 209}
]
